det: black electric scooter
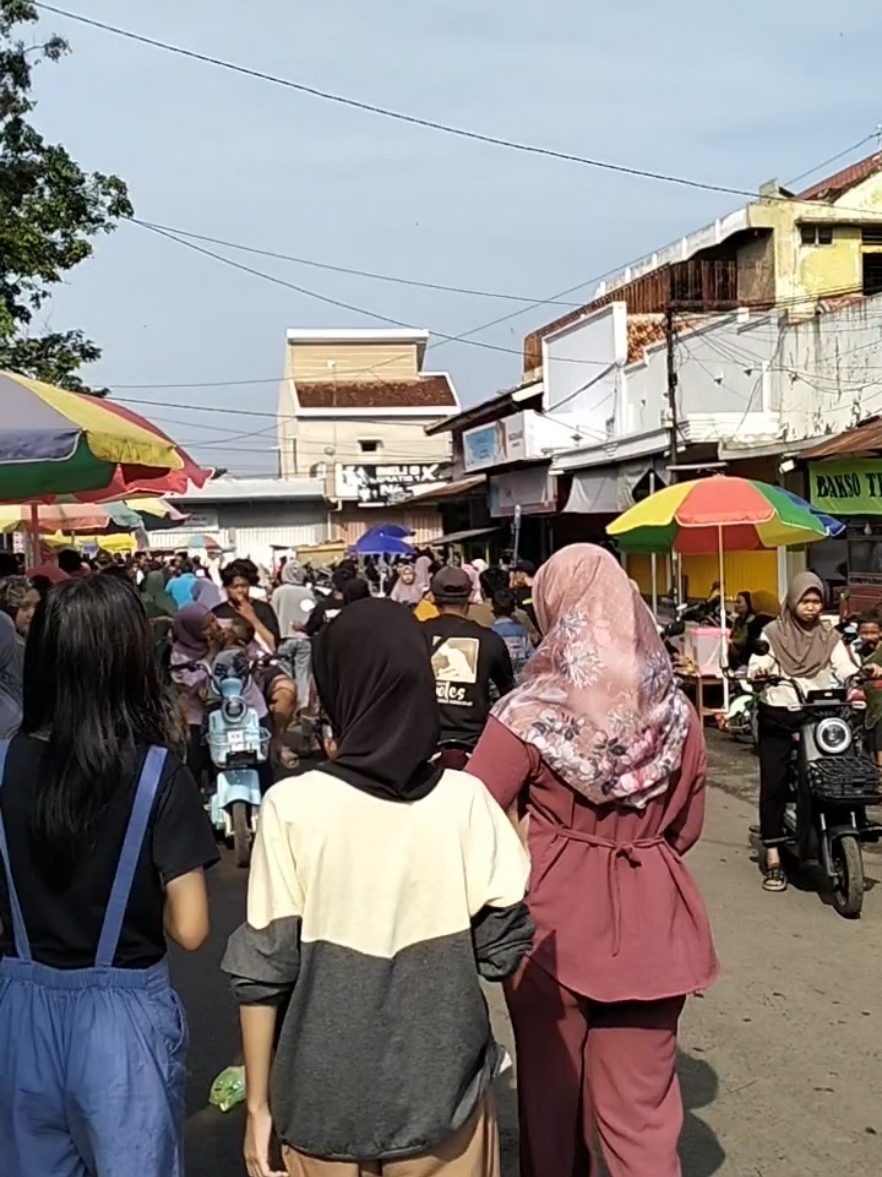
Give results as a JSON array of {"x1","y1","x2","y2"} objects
[{"x1": 754, "y1": 659, "x2": 882, "y2": 917}]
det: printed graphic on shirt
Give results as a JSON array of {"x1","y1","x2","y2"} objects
[{"x1": 431, "y1": 636, "x2": 479, "y2": 705}]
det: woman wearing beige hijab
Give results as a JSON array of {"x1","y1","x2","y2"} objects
[{"x1": 748, "y1": 571, "x2": 856, "y2": 892}]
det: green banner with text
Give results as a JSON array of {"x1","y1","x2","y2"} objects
[{"x1": 810, "y1": 459, "x2": 882, "y2": 515}]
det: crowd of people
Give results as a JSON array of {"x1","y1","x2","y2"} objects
[{"x1": 6, "y1": 536, "x2": 870, "y2": 1173}]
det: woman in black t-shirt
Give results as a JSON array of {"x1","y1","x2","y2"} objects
[{"x1": 0, "y1": 575, "x2": 219, "y2": 1177}]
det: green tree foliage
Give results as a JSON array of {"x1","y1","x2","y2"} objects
[{"x1": 0, "y1": 1, "x2": 131, "y2": 391}]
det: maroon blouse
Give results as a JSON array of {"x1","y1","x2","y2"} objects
[{"x1": 468, "y1": 711, "x2": 719, "y2": 1004}]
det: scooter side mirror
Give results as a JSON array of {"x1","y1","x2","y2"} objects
[{"x1": 753, "y1": 639, "x2": 770, "y2": 657}]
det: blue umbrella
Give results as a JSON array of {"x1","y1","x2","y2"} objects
[
  {"x1": 351, "y1": 533, "x2": 415, "y2": 558},
  {"x1": 777, "y1": 487, "x2": 844, "y2": 537},
  {"x1": 361, "y1": 523, "x2": 413, "y2": 540}
]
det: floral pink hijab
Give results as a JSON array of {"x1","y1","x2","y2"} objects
[{"x1": 492, "y1": 544, "x2": 691, "y2": 808}]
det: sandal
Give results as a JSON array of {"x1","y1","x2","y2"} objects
[{"x1": 763, "y1": 867, "x2": 788, "y2": 893}]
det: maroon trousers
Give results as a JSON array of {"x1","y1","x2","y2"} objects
[{"x1": 505, "y1": 961, "x2": 685, "y2": 1177}]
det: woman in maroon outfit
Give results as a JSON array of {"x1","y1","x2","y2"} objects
[{"x1": 468, "y1": 544, "x2": 718, "y2": 1177}]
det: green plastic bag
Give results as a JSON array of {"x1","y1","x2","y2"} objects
[{"x1": 209, "y1": 1065, "x2": 246, "y2": 1113}]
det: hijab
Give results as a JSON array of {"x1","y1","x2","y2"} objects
[
  {"x1": 191, "y1": 576, "x2": 224, "y2": 610},
  {"x1": 390, "y1": 567, "x2": 424, "y2": 608},
  {"x1": 141, "y1": 569, "x2": 178, "y2": 618},
  {"x1": 492, "y1": 544, "x2": 691, "y2": 809},
  {"x1": 272, "y1": 560, "x2": 315, "y2": 637},
  {"x1": 413, "y1": 554, "x2": 433, "y2": 594},
  {"x1": 312, "y1": 597, "x2": 442, "y2": 802},
  {"x1": 764, "y1": 571, "x2": 839, "y2": 678},
  {"x1": 0, "y1": 614, "x2": 23, "y2": 739},
  {"x1": 0, "y1": 576, "x2": 30, "y2": 625},
  {"x1": 171, "y1": 602, "x2": 211, "y2": 661},
  {"x1": 462, "y1": 563, "x2": 484, "y2": 605}
]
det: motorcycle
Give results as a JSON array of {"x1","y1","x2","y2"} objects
[
  {"x1": 722, "y1": 670, "x2": 760, "y2": 749},
  {"x1": 751, "y1": 660, "x2": 882, "y2": 917},
  {"x1": 205, "y1": 649, "x2": 271, "y2": 868}
]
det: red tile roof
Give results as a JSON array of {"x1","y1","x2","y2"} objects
[
  {"x1": 627, "y1": 316, "x2": 667, "y2": 364},
  {"x1": 796, "y1": 152, "x2": 882, "y2": 202},
  {"x1": 295, "y1": 374, "x2": 456, "y2": 410}
]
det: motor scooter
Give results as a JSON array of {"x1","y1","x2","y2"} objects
[
  {"x1": 752, "y1": 658, "x2": 882, "y2": 917},
  {"x1": 722, "y1": 670, "x2": 760, "y2": 749},
  {"x1": 205, "y1": 649, "x2": 271, "y2": 868}
]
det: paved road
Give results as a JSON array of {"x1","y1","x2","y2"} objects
[{"x1": 176, "y1": 735, "x2": 882, "y2": 1176}]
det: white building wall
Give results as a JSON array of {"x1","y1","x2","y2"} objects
[{"x1": 541, "y1": 304, "x2": 627, "y2": 442}]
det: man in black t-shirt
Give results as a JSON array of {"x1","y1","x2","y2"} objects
[
  {"x1": 422, "y1": 566, "x2": 514, "y2": 750},
  {"x1": 511, "y1": 559, "x2": 538, "y2": 629}
]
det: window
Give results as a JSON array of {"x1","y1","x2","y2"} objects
[
  {"x1": 800, "y1": 224, "x2": 834, "y2": 246},
  {"x1": 862, "y1": 225, "x2": 882, "y2": 245},
  {"x1": 359, "y1": 439, "x2": 381, "y2": 454},
  {"x1": 863, "y1": 253, "x2": 882, "y2": 296}
]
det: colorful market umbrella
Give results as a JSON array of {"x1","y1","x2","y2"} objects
[
  {"x1": 0, "y1": 498, "x2": 184, "y2": 536},
  {"x1": 0, "y1": 372, "x2": 186, "y2": 500},
  {"x1": 607, "y1": 477, "x2": 837, "y2": 555},
  {"x1": 607, "y1": 476, "x2": 844, "y2": 697}
]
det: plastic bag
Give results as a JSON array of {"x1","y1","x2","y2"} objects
[{"x1": 209, "y1": 1065, "x2": 246, "y2": 1113}]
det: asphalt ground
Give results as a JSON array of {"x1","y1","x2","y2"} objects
[{"x1": 177, "y1": 733, "x2": 882, "y2": 1176}]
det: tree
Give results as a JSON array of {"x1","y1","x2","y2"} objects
[{"x1": 0, "y1": 1, "x2": 132, "y2": 391}]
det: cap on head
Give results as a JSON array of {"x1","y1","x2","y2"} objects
[{"x1": 430, "y1": 566, "x2": 472, "y2": 605}]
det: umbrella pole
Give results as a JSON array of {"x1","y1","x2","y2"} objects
[
  {"x1": 28, "y1": 503, "x2": 40, "y2": 568},
  {"x1": 718, "y1": 524, "x2": 729, "y2": 711}
]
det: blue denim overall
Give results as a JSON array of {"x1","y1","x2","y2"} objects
[{"x1": 0, "y1": 744, "x2": 188, "y2": 1177}]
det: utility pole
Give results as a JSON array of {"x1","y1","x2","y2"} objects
[
  {"x1": 665, "y1": 304, "x2": 681, "y2": 604},
  {"x1": 665, "y1": 306, "x2": 679, "y2": 478}
]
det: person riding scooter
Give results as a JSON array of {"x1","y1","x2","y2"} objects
[{"x1": 748, "y1": 572, "x2": 861, "y2": 894}]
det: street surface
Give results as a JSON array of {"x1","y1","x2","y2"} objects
[{"x1": 176, "y1": 735, "x2": 882, "y2": 1176}]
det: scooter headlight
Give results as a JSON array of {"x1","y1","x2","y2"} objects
[
  {"x1": 815, "y1": 716, "x2": 853, "y2": 755},
  {"x1": 221, "y1": 697, "x2": 247, "y2": 724}
]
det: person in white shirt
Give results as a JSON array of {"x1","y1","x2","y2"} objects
[{"x1": 748, "y1": 571, "x2": 856, "y2": 893}]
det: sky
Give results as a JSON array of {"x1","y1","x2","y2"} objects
[{"x1": 27, "y1": 0, "x2": 882, "y2": 476}]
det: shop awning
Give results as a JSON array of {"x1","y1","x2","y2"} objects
[
  {"x1": 564, "y1": 459, "x2": 666, "y2": 515},
  {"x1": 408, "y1": 473, "x2": 486, "y2": 502},
  {"x1": 425, "y1": 526, "x2": 499, "y2": 545},
  {"x1": 563, "y1": 469, "x2": 619, "y2": 514}
]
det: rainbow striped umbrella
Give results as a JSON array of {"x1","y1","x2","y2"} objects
[
  {"x1": 607, "y1": 476, "x2": 840, "y2": 555},
  {"x1": 0, "y1": 371, "x2": 185, "y2": 499}
]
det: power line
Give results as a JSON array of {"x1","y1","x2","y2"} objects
[
  {"x1": 132, "y1": 219, "x2": 582, "y2": 308},
  {"x1": 135, "y1": 220, "x2": 617, "y2": 367},
  {"x1": 37, "y1": 3, "x2": 754, "y2": 199}
]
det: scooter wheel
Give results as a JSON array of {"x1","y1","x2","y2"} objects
[
  {"x1": 831, "y1": 835, "x2": 864, "y2": 918},
  {"x1": 231, "y1": 801, "x2": 252, "y2": 869}
]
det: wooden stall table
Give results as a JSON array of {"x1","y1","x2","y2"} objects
[{"x1": 677, "y1": 671, "x2": 725, "y2": 725}]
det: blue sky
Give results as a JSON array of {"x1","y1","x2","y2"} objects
[{"x1": 32, "y1": 0, "x2": 881, "y2": 474}]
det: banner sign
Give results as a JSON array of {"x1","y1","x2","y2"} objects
[
  {"x1": 337, "y1": 463, "x2": 442, "y2": 505},
  {"x1": 810, "y1": 459, "x2": 882, "y2": 515}
]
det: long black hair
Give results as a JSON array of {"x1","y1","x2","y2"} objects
[{"x1": 22, "y1": 574, "x2": 178, "y2": 888}]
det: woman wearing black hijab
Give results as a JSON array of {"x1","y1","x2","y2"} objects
[{"x1": 223, "y1": 598, "x2": 533, "y2": 1177}]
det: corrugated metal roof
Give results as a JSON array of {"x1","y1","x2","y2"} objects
[
  {"x1": 169, "y1": 478, "x2": 326, "y2": 503},
  {"x1": 796, "y1": 153, "x2": 882, "y2": 202},
  {"x1": 801, "y1": 418, "x2": 882, "y2": 459}
]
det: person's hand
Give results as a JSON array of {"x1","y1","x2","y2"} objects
[
  {"x1": 867, "y1": 663, "x2": 882, "y2": 679},
  {"x1": 244, "y1": 1106, "x2": 285, "y2": 1177},
  {"x1": 235, "y1": 597, "x2": 258, "y2": 624}
]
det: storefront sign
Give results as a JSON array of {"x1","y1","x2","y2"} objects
[
  {"x1": 336, "y1": 463, "x2": 442, "y2": 505},
  {"x1": 462, "y1": 414, "x2": 531, "y2": 473},
  {"x1": 463, "y1": 422, "x2": 507, "y2": 472},
  {"x1": 810, "y1": 459, "x2": 882, "y2": 515}
]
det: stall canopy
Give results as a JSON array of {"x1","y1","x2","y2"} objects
[
  {"x1": 425, "y1": 526, "x2": 498, "y2": 545},
  {"x1": 564, "y1": 459, "x2": 667, "y2": 515}
]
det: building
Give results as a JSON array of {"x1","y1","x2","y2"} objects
[
  {"x1": 163, "y1": 477, "x2": 329, "y2": 570},
  {"x1": 277, "y1": 328, "x2": 459, "y2": 544},
  {"x1": 427, "y1": 152, "x2": 882, "y2": 597}
]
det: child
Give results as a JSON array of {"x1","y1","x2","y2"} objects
[
  {"x1": 491, "y1": 587, "x2": 533, "y2": 683},
  {"x1": 857, "y1": 610, "x2": 882, "y2": 765}
]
